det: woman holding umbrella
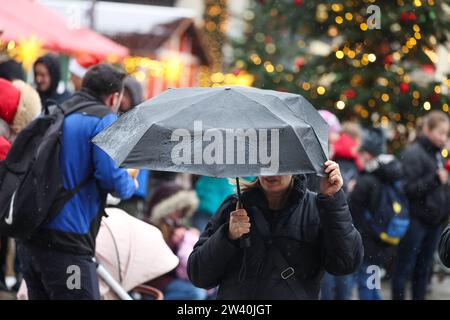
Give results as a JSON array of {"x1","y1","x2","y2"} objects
[
  {"x1": 187, "y1": 160, "x2": 363, "y2": 300},
  {"x1": 92, "y1": 86, "x2": 364, "y2": 299}
]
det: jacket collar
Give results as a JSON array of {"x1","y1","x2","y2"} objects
[
  {"x1": 417, "y1": 135, "x2": 440, "y2": 154},
  {"x1": 241, "y1": 175, "x2": 307, "y2": 214},
  {"x1": 62, "y1": 90, "x2": 106, "y2": 111}
]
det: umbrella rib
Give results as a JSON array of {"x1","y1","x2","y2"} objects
[
  {"x1": 141, "y1": 90, "x2": 219, "y2": 120},
  {"x1": 144, "y1": 88, "x2": 214, "y2": 107},
  {"x1": 236, "y1": 90, "x2": 328, "y2": 164},
  {"x1": 144, "y1": 91, "x2": 222, "y2": 128},
  {"x1": 118, "y1": 92, "x2": 223, "y2": 167},
  {"x1": 233, "y1": 90, "x2": 317, "y2": 172}
]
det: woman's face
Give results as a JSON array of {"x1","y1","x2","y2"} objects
[{"x1": 259, "y1": 175, "x2": 293, "y2": 194}]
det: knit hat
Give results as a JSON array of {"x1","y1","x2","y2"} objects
[
  {"x1": 318, "y1": 109, "x2": 341, "y2": 134},
  {"x1": 0, "y1": 78, "x2": 21, "y2": 124},
  {"x1": 332, "y1": 132, "x2": 359, "y2": 161},
  {"x1": 123, "y1": 76, "x2": 144, "y2": 106},
  {"x1": 0, "y1": 78, "x2": 42, "y2": 134},
  {"x1": 146, "y1": 182, "x2": 199, "y2": 225},
  {"x1": 360, "y1": 127, "x2": 386, "y2": 157}
]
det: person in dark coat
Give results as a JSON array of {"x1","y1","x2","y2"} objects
[
  {"x1": 144, "y1": 182, "x2": 207, "y2": 300},
  {"x1": 349, "y1": 127, "x2": 405, "y2": 300},
  {"x1": 187, "y1": 161, "x2": 363, "y2": 300},
  {"x1": 17, "y1": 64, "x2": 137, "y2": 300},
  {"x1": 392, "y1": 111, "x2": 450, "y2": 300},
  {"x1": 320, "y1": 122, "x2": 362, "y2": 300},
  {"x1": 33, "y1": 54, "x2": 72, "y2": 106}
]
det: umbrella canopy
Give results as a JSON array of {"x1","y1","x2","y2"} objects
[
  {"x1": 93, "y1": 86, "x2": 329, "y2": 178},
  {"x1": 96, "y1": 208, "x2": 179, "y2": 299},
  {"x1": 0, "y1": 0, "x2": 128, "y2": 59}
]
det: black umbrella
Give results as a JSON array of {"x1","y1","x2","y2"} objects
[
  {"x1": 93, "y1": 86, "x2": 329, "y2": 247},
  {"x1": 93, "y1": 86, "x2": 328, "y2": 176}
]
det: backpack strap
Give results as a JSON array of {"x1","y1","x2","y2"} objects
[
  {"x1": 44, "y1": 101, "x2": 107, "y2": 209},
  {"x1": 251, "y1": 206, "x2": 308, "y2": 300}
]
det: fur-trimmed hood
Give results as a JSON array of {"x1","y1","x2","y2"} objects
[
  {"x1": 10, "y1": 80, "x2": 42, "y2": 133},
  {"x1": 0, "y1": 78, "x2": 41, "y2": 135},
  {"x1": 147, "y1": 183, "x2": 199, "y2": 225}
]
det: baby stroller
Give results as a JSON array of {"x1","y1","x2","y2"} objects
[{"x1": 17, "y1": 208, "x2": 179, "y2": 300}]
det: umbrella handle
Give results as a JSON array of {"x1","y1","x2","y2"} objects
[{"x1": 236, "y1": 177, "x2": 251, "y2": 248}]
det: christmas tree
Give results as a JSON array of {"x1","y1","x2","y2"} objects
[{"x1": 232, "y1": 0, "x2": 450, "y2": 147}]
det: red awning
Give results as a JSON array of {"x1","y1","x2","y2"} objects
[{"x1": 0, "y1": 0, "x2": 129, "y2": 59}]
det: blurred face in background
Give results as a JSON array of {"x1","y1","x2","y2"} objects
[
  {"x1": 358, "y1": 150, "x2": 374, "y2": 167},
  {"x1": 34, "y1": 63, "x2": 51, "y2": 92},
  {"x1": 424, "y1": 121, "x2": 449, "y2": 149},
  {"x1": 329, "y1": 131, "x2": 340, "y2": 146},
  {"x1": 328, "y1": 131, "x2": 340, "y2": 159},
  {"x1": 119, "y1": 87, "x2": 133, "y2": 113},
  {"x1": 70, "y1": 73, "x2": 83, "y2": 92}
]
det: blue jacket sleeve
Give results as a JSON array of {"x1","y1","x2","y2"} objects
[{"x1": 91, "y1": 113, "x2": 136, "y2": 200}]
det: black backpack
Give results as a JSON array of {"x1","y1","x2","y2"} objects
[
  {"x1": 0, "y1": 101, "x2": 96, "y2": 239},
  {"x1": 363, "y1": 181, "x2": 410, "y2": 246}
]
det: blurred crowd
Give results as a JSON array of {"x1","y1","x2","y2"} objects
[{"x1": 0, "y1": 54, "x2": 449, "y2": 300}]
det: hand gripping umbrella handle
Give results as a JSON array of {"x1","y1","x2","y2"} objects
[{"x1": 236, "y1": 177, "x2": 251, "y2": 248}]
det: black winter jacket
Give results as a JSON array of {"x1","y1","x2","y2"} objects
[
  {"x1": 187, "y1": 176, "x2": 363, "y2": 300},
  {"x1": 349, "y1": 155, "x2": 404, "y2": 267},
  {"x1": 399, "y1": 136, "x2": 450, "y2": 226}
]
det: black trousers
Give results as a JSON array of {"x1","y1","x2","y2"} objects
[{"x1": 17, "y1": 242, "x2": 100, "y2": 300}]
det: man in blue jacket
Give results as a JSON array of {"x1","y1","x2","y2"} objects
[{"x1": 17, "y1": 64, "x2": 137, "y2": 300}]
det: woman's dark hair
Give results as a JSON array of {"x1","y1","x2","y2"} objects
[
  {"x1": 33, "y1": 54, "x2": 61, "y2": 95},
  {"x1": 81, "y1": 64, "x2": 126, "y2": 100},
  {"x1": 0, "y1": 59, "x2": 25, "y2": 81}
]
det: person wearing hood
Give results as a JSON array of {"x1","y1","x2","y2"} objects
[
  {"x1": 393, "y1": 111, "x2": 449, "y2": 300},
  {"x1": 118, "y1": 76, "x2": 144, "y2": 115},
  {"x1": 349, "y1": 127, "x2": 406, "y2": 300},
  {"x1": 187, "y1": 161, "x2": 363, "y2": 300},
  {"x1": 33, "y1": 54, "x2": 72, "y2": 106},
  {"x1": 0, "y1": 78, "x2": 42, "y2": 144},
  {"x1": 320, "y1": 122, "x2": 362, "y2": 300},
  {"x1": 307, "y1": 110, "x2": 341, "y2": 193},
  {"x1": 114, "y1": 76, "x2": 150, "y2": 219},
  {"x1": 332, "y1": 122, "x2": 363, "y2": 194},
  {"x1": 144, "y1": 182, "x2": 207, "y2": 300}
]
